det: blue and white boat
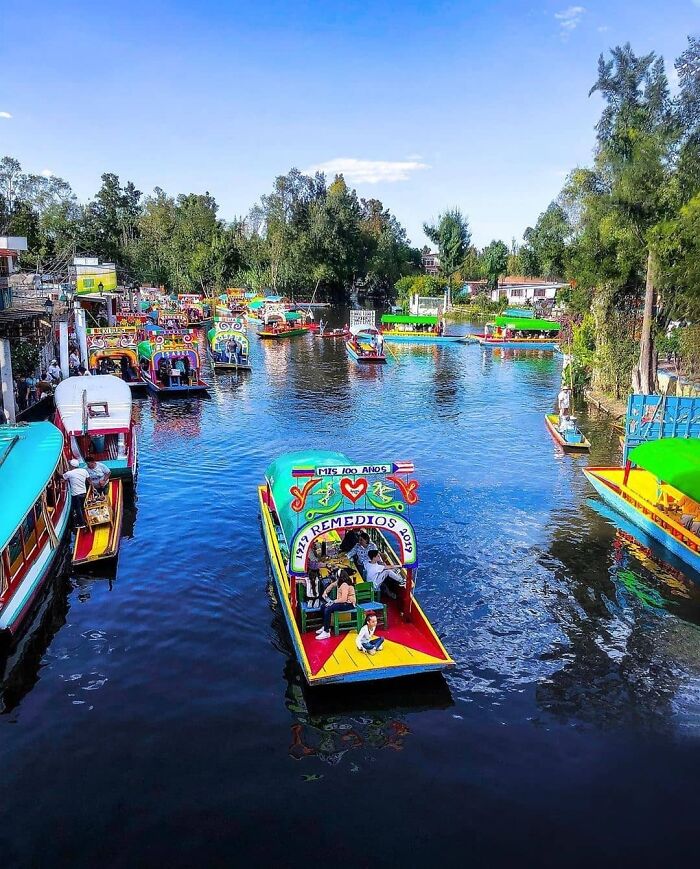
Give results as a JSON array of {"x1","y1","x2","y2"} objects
[{"x1": 0, "y1": 422, "x2": 71, "y2": 647}]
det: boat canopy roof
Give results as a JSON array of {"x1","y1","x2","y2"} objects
[
  {"x1": 284, "y1": 311, "x2": 303, "y2": 321},
  {"x1": 381, "y1": 314, "x2": 437, "y2": 326},
  {"x1": 503, "y1": 308, "x2": 533, "y2": 318},
  {"x1": 266, "y1": 450, "x2": 350, "y2": 545},
  {"x1": 54, "y1": 374, "x2": 132, "y2": 433},
  {"x1": 0, "y1": 422, "x2": 63, "y2": 548},
  {"x1": 493, "y1": 316, "x2": 560, "y2": 331},
  {"x1": 350, "y1": 324, "x2": 379, "y2": 336},
  {"x1": 629, "y1": 437, "x2": 700, "y2": 503}
]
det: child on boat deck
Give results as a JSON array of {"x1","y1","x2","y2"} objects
[
  {"x1": 356, "y1": 613, "x2": 384, "y2": 655},
  {"x1": 316, "y1": 570, "x2": 356, "y2": 640}
]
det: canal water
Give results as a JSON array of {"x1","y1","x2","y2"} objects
[{"x1": 2, "y1": 318, "x2": 700, "y2": 867}]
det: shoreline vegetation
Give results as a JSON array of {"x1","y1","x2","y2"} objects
[{"x1": 1, "y1": 39, "x2": 698, "y2": 409}]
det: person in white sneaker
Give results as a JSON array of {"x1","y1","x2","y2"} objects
[
  {"x1": 364, "y1": 549, "x2": 405, "y2": 599},
  {"x1": 316, "y1": 570, "x2": 356, "y2": 639},
  {"x1": 356, "y1": 612, "x2": 384, "y2": 655}
]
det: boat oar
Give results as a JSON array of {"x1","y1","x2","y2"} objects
[{"x1": 382, "y1": 341, "x2": 399, "y2": 362}]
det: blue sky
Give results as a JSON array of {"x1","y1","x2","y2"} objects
[{"x1": 1, "y1": 1, "x2": 698, "y2": 247}]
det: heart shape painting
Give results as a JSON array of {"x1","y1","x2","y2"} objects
[{"x1": 340, "y1": 477, "x2": 368, "y2": 504}]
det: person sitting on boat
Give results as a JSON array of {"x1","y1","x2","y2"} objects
[
  {"x1": 559, "y1": 414, "x2": 575, "y2": 433},
  {"x1": 365, "y1": 549, "x2": 406, "y2": 599},
  {"x1": 356, "y1": 612, "x2": 384, "y2": 655},
  {"x1": 63, "y1": 459, "x2": 90, "y2": 528},
  {"x1": 315, "y1": 569, "x2": 357, "y2": 640},
  {"x1": 86, "y1": 456, "x2": 111, "y2": 500},
  {"x1": 347, "y1": 531, "x2": 372, "y2": 575}
]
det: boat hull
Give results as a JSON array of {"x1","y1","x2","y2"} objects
[
  {"x1": 257, "y1": 327, "x2": 309, "y2": 339},
  {"x1": 544, "y1": 414, "x2": 590, "y2": 451},
  {"x1": 258, "y1": 486, "x2": 453, "y2": 685},
  {"x1": 0, "y1": 496, "x2": 72, "y2": 639},
  {"x1": 584, "y1": 467, "x2": 700, "y2": 575},
  {"x1": 141, "y1": 372, "x2": 209, "y2": 395},
  {"x1": 477, "y1": 338, "x2": 559, "y2": 351},
  {"x1": 381, "y1": 333, "x2": 462, "y2": 344}
]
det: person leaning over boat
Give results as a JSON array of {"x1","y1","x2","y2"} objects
[
  {"x1": 86, "y1": 457, "x2": 111, "y2": 499},
  {"x1": 365, "y1": 549, "x2": 406, "y2": 599},
  {"x1": 63, "y1": 459, "x2": 90, "y2": 528},
  {"x1": 356, "y1": 612, "x2": 384, "y2": 655},
  {"x1": 316, "y1": 569, "x2": 356, "y2": 640}
]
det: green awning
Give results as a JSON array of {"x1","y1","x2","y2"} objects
[
  {"x1": 284, "y1": 311, "x2": 303, "y2": 321},
  {"x1": 493, "y1": 316, "x2": 560, "y2": 331},
  {"x1": 381, "y1": 314, "x2": 438, "y2": 325},
  {"x1": 266, "y1": 450, "x2": 350, "y2": 546},
  {"x1": 629, "y1": 438, "x2": 700, "y2": 503}
]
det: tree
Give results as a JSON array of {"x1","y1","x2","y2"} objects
[
  {"x1": 521, "y1": 202, "x2": 570, "y2": 279},
  {"x1": 423, "y1": 209, "x2": 470, "y2": 289},
  {"x1": 481, "y1": 240, "x2": 509, "y2": 289}
]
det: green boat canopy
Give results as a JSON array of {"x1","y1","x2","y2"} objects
[
  {"x1": 137, "y1": 339, "x2": 153, "y2": 359},
  {"x1": 629, "y1": 437, "x2": 700, "y2": 503},
  {"x1": 284, "y1": 311, "x2": 303, "y2": 321},
  {"x1": 493, "y1": 316, "x2": 560, "y2": 331},
  {"x1": 266, "y1": 449, "x2": 350, "y2": 547},
  {"x1": 381, "y1": 314, "x2": 438, "y2": 326}
]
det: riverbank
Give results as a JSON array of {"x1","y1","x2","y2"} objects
[{"x1": 584, "y1": 387, "x2": 627, "y2": 420}]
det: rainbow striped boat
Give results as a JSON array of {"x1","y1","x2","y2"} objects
[
  {"x1": 0, "y1": 422, "x2": 71, "y2": 647},
  {"x1": 259, "y1": 451, "x2": 454, "y2": 685}
]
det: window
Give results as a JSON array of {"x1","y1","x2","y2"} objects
[
  {"x1": 510, "y1": 289, "x2": 524, "y2": 298},
  {"x1": 534, "y1": 288, "x2": 545, "y2": 298},
  {"x1": 8, "y1": 529, "x2": 24, "y2": 579},
  {"x1": 21, "y1": 510, "x2": 37, "y2": 556}
]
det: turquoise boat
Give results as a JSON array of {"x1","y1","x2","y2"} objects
[{"x1": 0, "y1": 422, "x2": 72, "y2": 646}]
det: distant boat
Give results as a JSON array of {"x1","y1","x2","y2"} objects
[
  {"x1": 137, "y1": 331, "x2": 209, "y2": 395},
  {"x1": 379, "y1": 314, "x2": 461, "y2": 343},
  {"x1": 0, "y1": 422, "x2": 72, "y2": 647},
  {"x1": 476, "y1": 316, "x2": 561, "y2": 350},
  {"x1": 207, "y1": 318, "x2": 252, "y2": 370},
  {"x1": 346, "y1": 326, "x2": 386, "y2": 363}
]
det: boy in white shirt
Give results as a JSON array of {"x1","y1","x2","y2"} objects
[{"x1": 364, "y1": 549, "x2": 405, "y2": 599}]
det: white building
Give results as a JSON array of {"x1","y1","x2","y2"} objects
[
  {"x1": 421, "y1": 251, "x2": 439, "y2": 275},
  {"x1": 489, "y1": 281, "x2": 566, "y2": 306}
]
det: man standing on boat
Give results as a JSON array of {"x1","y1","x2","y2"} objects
[
  {"x1": 63, "y1": 459, "x2": 90, "y2": 528},
  {"x1": 558, "y1": 385, "x2": 572, "y2": 418}
]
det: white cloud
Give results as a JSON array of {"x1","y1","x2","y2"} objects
[
  {"x1": 555, "y1": 6, "x2": 586, "y2": 35},
  {"x1": 597, "y1": 25, "x2": 609, "y2": 32},
  {"x1": 40, "y1": 169, "x2": 55, "y2": 178},
  {"x1": 0, "y1": 111, "x2": 12, "y2": 119},
  {"x1": 303, "y1": 157, "x2": 430, "y2": 184}
]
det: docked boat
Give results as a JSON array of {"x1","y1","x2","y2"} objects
[
  {"x1": 346, "y1": 326, "x2": 387, "y2": 363},
  {"x1": 72, "y1": 481, "x2": 124, "y2": 566},
  {"x1": 54, "y1": 374, "x2": 138, "y2": 481},
  {"x1": 259, "y1": 450, "x2": 454, "y2": 685},
  {"x1": 0, "y1": 422, "x2": 72, "y2": 646},
  {"x1": 137, "y1": 330, "x2": 209, "y2": 395},
  {"x1": 316, "y1": 327, "x2": 350, "y2": 339},
  {"x1": 476, "y1": 316, "x2": 561, "y2": 350},
  {"x1": 207, "y1": 318, "x2": 251, "y2": 370},
  {"x1": 544, "y1": 413, "x2": 591, "y2": 451},
  {"x1": 379, "y1": 314, "x2": 461, "y2": 343},
  {"x1": 86, "y1": 327, "x2": 145, "y2": 389},
  {"x1": 584, "y1": 438, "x2": 700, "y2": 575}
]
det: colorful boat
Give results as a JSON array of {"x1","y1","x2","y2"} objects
[
  {"x1": 258, "y1": 450, "x2": 454, "y2": 685},
  {"x1": 137, "y1": 330, "x2": 209, "y2": 395},
  {"x1": 207, "y1": 318, "x2": 251, "y2": 370},
  {"x1": 379, "y1": 314, "x2": 461, "y2": 343},
  {"x1": 316, "y1": 327, "x2": 350, "y2": 339},
  {"x1": 72, "y1": 480, "x2": 124, "y2": 566},
  {"x1": 476, "y1": 316, "x2": 561, "y2": 350},
  {"x1": 584, "y1": 438, "x2": 700, "y2": 575},
  {"x1": 177, "y1": 293, "x2": 206, "y2": 327},
  {"x1": 86, "y1": 327, "x2": 145, "y2": 389},
  {"x1": 0, "y1": 422, "x2": 72, "y2": 646},
  {"x1": 258, "y1": 312, "x2": 310, "y2": 340},
  {"x1": 544, "y1": 413, "x2": 591, "y2": 451},
  {"x1": 54, "y1": 375, "x2": 138, "y2": 481},
  {"x1": 346, "y1": 326, "x2": 386, "y2": 363}
]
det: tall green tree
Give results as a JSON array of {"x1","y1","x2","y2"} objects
[
  {"x1": 423, "y1": 208, "x2": 470, "y2": 290},
  {"x1": 481, "y1": 240, "x2": 509, "y2": 290}
]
